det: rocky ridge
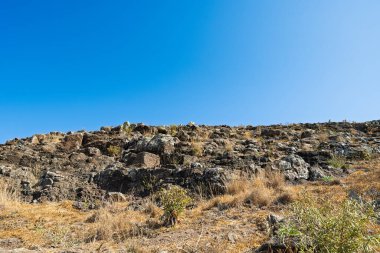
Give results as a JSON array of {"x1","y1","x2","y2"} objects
[{"x1": 1, "y1": 120, "x2": 380, "y2": 205}]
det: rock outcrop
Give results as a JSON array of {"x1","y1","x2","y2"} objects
[{"x1": 1, "y1": 120, "x2": 379, "y2": 203}]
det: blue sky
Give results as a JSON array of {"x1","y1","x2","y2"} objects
[{"x1": 1, "y1": 1, "x2": 379, "y2": 143}]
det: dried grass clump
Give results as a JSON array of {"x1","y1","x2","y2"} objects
[
  {"x1": 191, "y1": 141, "x2": 204, "y2": 157},
  {"x1": 202, "y1": 170, "x2": 295, "y2": 210},
  {"x1": 243, "y1": 131, "x2": 254, "y2": 139},
  {"x1": 0, "y1": 179, "x2": 19, "y2": 206},
  {"x1": 84, "y1": 206, "x2": 147, "y2": 242},
  {"x1": 224, "y1": 140, "x2": 234, "y2": 152},
  {"x1": 143, "y1": 199, "x2": 162, "y2": 218}
]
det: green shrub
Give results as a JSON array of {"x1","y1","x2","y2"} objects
[
  {"x1": 158, "y1": 185, "x2": 191, "y2": 226},
  {"x1": 121, "y1": 121, "x2": 133, "y2": 136},
  {"x1": 328, "y1": 155, "x2": 347, "y2": 169},
  {"x1": 278, "y1": 196, "x2": 380, "y2": 253},
  {"x1": 321, "y1": 176, "x2": 335, "y2": 182},
  {"x1": 107, "y1": 145, "x2": 122, "y2": 157}
]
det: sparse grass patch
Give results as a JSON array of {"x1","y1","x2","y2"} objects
[{"x1": 328, "y1": 154, "x2": 348, "y2": 169}]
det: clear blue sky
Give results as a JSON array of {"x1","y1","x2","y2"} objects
[{"x1": 1, "y1": 1, "x2": 379, "y2": 143}]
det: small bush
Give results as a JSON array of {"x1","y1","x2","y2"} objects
[
  {"x1": 328, "y1": 155, "x2": 347, "y2": 169},
  {"x1": 107, "y1": 145, "x2": 122, "y2": 157},
  {"x1": 121, "y1": 121, "x2": 133, "y2": 136},
  {"x1": 158, "y1": 185, "x2": 191, "y2": 226},
  {"x1": 278, "y1": 196, "x2": 380, "y2": 253}
]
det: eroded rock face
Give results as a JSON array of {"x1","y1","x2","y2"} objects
[
  {"x1": 0, "y1": 120, "x2": 379, "y2": 202},
  {"x1": 94, "y1": 165, "x2": 228, "y2": 196}
]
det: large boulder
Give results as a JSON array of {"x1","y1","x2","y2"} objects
[
  {"x1": 60, "y1": 133, "x2": 83, "y2": 151},
  {"x1": 128, "y1": 134, "x2": 179, "y2": 155},
  {"x1": 277, "y1": 154, "x2": 309, "y2": 180}
]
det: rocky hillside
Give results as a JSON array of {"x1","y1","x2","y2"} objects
[{"x1": 1, "y1": 120, "x2": 380, "y2": 205}]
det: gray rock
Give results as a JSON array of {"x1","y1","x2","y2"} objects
[
  {"x1": 308, "y1": 165, "x2": 326, "y2": 181},
  {"x1": 277, "y1": 154, "x2": 309, "y2": 180},
  {"x1": 124, "y1": 152, "x2": 160, "y2": 169},
  {"x1": 130, "y1": 134, "x2": 179, "y2": 155}
]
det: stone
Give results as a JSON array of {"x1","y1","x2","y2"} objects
[
  {"x1": 85, "y1": 147, "x2": 101, "y2": 157},
  {"x1": 60, "y1": 133, "x2": 83, "y2": 151},
  {"x1": 277, "y1": 154, "x2": 309, "y2": 180},
  {"x1": 41, "y1": 144, "x2": 56, "y2": 153},
  {"x1": 300, "y1": 129, "x2": 315, "y2": 139},
  {"x1": 0, "y1": 238, "x2": 22, "y2": 248},
  {"x1": 129, "y1": 134, "x2": 179, "y2": 155},
  {"x1": 125, "y1": 152, "x2": 160, "y2": 169},
  {"x1": 308, "y1": 165, "x2": 326, "y2": 181}
]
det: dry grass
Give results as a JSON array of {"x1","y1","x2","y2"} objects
[
  {"x1": 84, "y1": 206, "x2": 148, "y2": 242},
  {"x1": 0, "y1": 179, "x2": 19, "y2": 204},
  {"x1": 0, "y1": 160, "x2": 379, "y2": 252},
  {"x1": 243, "y1": 131, "x2": 254, "y2": 140},
  {"x1": 200, "y1": 170, "x2": 296, "y2": 210},
  {"x1": 224, "y1": 140, "x2": 234, "y2": 152},
  {"x1": 143, "y1": 199, "x2": 163, "y2": 218},
  {"x1": 191, "y1": 141, "x2": 204, "y2": 157}
]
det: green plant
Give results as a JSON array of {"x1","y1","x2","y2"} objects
[
  {"x1": 107, "y1": 145, "x2": 122, "y2": 157},
  {"x1": 158, "y1": 185, "x2": 191, "y2": 226},
  {"x1": 278, "y1": 196, "x2": 380, "y2": 253},
  {"x1": 328, "y1": 155, "x2": 347, "y2": 169},
  {"x1": 321, "y1": 176, "x2": 335, "y2": 182},
  {"x1": 121, "y1": 121, "x2": 133, "y2": 136}
]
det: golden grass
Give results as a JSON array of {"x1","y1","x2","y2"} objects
[
  {"x1": 243, "y1": 131, "x2": 254, "y2": 140},
  {"x1": 224, "y1": 140, "x2": 234, "y2": 152},
  {"x1": 200, "y1": 170, "x2": 296, "y2": 210},
  {"x1": 191, "y1": 141, "x2": 204, "y2": 157},
  {"x1": 0, "y1": 179, "x2": 20, "y2": 205}
]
